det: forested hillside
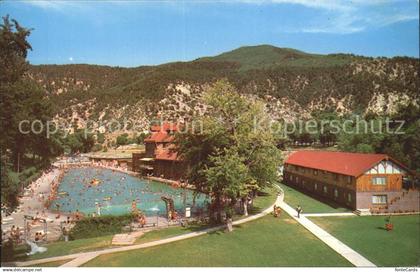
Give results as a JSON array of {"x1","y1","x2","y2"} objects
[{"x1": 27, "y1": 45, "x2": 419, "y2": 131}]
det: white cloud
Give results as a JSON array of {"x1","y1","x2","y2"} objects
[
  {"x1": 24, "y1": 1, "x2": 71, "y2": 10},
  {"x1": 68, "y1": 57, "x2": 74, "y2": 62},
  {"x1": 235, "y1": 0, "x2": 419, "y2": 34},
  {"x1": 23, "y1": 0, "x2": 92, "y2": 12}
]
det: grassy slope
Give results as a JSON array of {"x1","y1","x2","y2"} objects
[
  {"x1": 197, "y1": 45, "x2": 352, "y2": 70},
  {"x1": 310, "y1": 215, "x2": 420, "y2": 267},
  {"x1": 84, "y1": 214, "x2": 352, "y2": 267},
  {"x1": 14, "y1": 235, "x2": 114, "y2": 261},
  {"x1": 278, "y1": 182, "x2": 350, "y2": 213}
]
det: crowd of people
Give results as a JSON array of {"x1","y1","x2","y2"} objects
[
  {"x1": 1, "y1": 156, "x2": 197, "y2": 257},
  {"x1": 1, "y1": 166, "x2": 68, "y2": 251}
]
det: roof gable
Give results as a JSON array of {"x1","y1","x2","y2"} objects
[
  {"x1": 144, "y1": 131, "x2": 175, "y2": 143},
  {"x1": 155, "y1": 145, "x2": 180, "y2": 161},
  {"x1": 150, "y1": 122, "x2": 179, "y2": 132},
  {"x1": 365, "y1": 160, "x2": 406, "y2": 175}
]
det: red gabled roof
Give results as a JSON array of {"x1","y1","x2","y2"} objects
[
  {"x1": 285, "y1": 151, "x2": 404, "y2": 177},
  {"x1": 144, "y1": 131, "x2": 173, "y2": 143},
  {"x1": 155, "y1": 145, "x2": 181, "y2": 161},
  {"x1": 150, "y1": 122, "x2": 179, "y2": 132},
  {"x1": 146, "y1": 122, "x2": 179, "y2": 143}
]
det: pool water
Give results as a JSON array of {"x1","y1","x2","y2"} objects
[{"x1": 51, "y1": 168, "x2": 208, "y2": 216}]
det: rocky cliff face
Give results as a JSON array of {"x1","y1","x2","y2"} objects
[{"x1": 27, "y1": 46, "x2": 419, "y2": 135}]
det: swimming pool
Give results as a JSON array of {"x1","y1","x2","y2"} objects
[{"x1": 51, "y1": 168, "x2": 208, "y2": 216}]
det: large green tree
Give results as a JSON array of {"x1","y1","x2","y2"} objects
[
  {"x1": 175, "y1": 80, "x2": 282, "y2": 223},
  {"x1": 0, "y1": 15, "x2": 63, "y2": 209},
  {"x1": 338, "y1": 105, "x2": 420, "y2": 173}
]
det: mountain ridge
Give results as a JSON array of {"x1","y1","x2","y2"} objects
[{"x1": 27, "y1": 44, "x2": 419, "y2": 135}]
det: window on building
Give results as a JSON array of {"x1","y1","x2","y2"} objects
[
  {"x1": 323, "y1": 186, "x2": 327, "y2": 194},
  {"x1": 314, "y1": 170, "x2": 318, "y2": 175},
  {"x1": 314, "y1": 183, "x2": 318, "y2": 190},
  {"x1": 347, "y1": 193, "x2": 352, "y2": 203},
  {"x1": 302, "y1": 180, "x2": 305, "y2": 186},
  {"x1": 372, "y1": 195, "x2": 387, "y2": 204},
  {"x1": 347, "y1": 176, "x2": 352, "y2": 184},
  {"x1": 334, "y1": 173, "x2": 339, "y2": 181},
  {"x1": 334, "y1": 189, "x2": 338, "y2": 198},
  {"x1": 372, "y1": 177, "x2": 387, "y2": 185},
  {"x1": 296, "y1": 176, "x2": 299, "y2": 183}
]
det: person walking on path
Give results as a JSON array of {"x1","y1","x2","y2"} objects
[{"x1": 296, "y1": 205, "x2": 303, "y2": 218}]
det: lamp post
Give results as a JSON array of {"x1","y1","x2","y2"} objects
[{"x1": 149, "y1": 207, "x2": 160, "y2": 227}]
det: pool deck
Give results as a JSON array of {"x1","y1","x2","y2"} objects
[
  {"x1": 1, "y1": 169, "x2": 65, "y2": 242},
  {"x1": 148, "y1": 176, "x2": 195, "y2": 190}
]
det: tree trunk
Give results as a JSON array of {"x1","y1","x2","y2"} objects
[
  {"x1": 211, "y1": 194, "x2": 223, "y2": 223},
  {"x1": 242, "y1": 198, "x2": 248, "y2": 216},
  {"x1": 226, "y1": 217, "x2": 233, "y2": 232},
  {"x1": 216, "y1": 196, "x2": 222, "y2": 223}
]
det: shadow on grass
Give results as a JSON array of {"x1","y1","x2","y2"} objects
[
  {"x1": 257, "y1": 191, "x2": 270, "y2": 197},
  {"x1": 13, "y1": 245, "x2": 31, "y2": 261},
  {"x1": 248, "y1": 207, "x2": 264, "y2": 215},
  {"x1": 207, "y1": 231, "x2": 223, "y2": 236},
  {"x1": 280, "y1": 182, "x2": 349, "y2": 211}
]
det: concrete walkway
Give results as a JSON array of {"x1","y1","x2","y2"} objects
[
  {"x1": 59, "y1": 252, "x2": 99, "y2": 267},
  {"x1": 15, "y1": 191, "x2": 284, "y2": 267},
  {"x1": 111, "y1": 231, "x2": 144, "y2": 245},
  {"x1": 303, "y1": 212, "x2": 356, "y2": 217},
  {"x1": 279, "y1": 201, "x2": 376, "y2": 267}
]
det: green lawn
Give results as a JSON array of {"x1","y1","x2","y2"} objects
[
  {"x1": 84, "y1": 214, "x2": 352, "y2": 267},
  {"x1": 310, "y1": 215, "x2": 420, "y2": 267},
  {"x1": 14, "y1": 235, "x2": 114, "y2": 261},
  {"x1": 278, "y1": 182, "x2": 349, "y2": 213},
  {"x1": 251, "y1": 186, "x2": 279, "y2": 213}
]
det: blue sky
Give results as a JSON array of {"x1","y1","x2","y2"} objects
[{"x1": 1, "y1": 0, "x2": 419, "y2": 67}]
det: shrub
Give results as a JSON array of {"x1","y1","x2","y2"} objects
[
  {"x1": 19, "y1": 167, "x2": 37, "y2": 179},
  {"x1": 91, "y1": 143, "x2": 103, "y2": 152},
  {"x1": 69, "y1": 214, "x2": 134, "y2": 240},
  {"x1": 96, "y1": 133, "x2": 105, "y2": 144},
  {"x1": 1, "y1": 239, "x2": 15, "y2": 262}
]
